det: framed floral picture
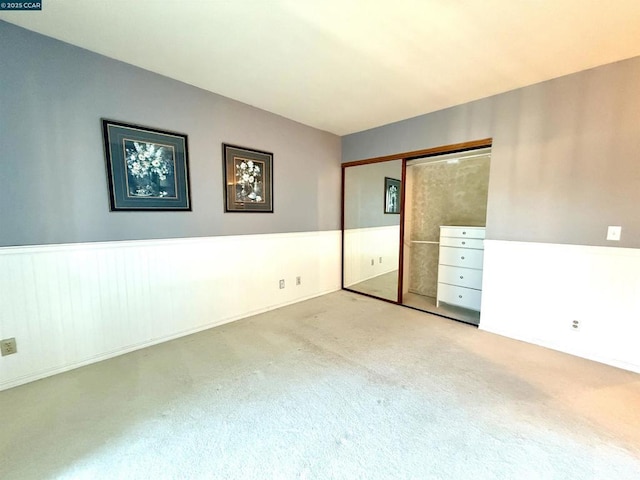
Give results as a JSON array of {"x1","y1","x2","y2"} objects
[
  {"x1": 223, "y1": 144, "x2": 273, "y2": 213},
  {"x1": 384, "y1": 177, "x2": 401, "y2": 214},
  {"x1": 102, "y1": 119, "x2": 191, "y2": 211}
]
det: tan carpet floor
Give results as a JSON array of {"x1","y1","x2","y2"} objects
[{"x1": 1, "y1": 291, "x2": 639, "y2": 479}]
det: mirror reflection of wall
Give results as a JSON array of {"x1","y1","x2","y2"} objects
[
  {"x1": 343, "y1": 160, "x2": 402, "y2": 302},
  {"x1": 402, "y1": 148, "x2": 491, "y2": 324}
]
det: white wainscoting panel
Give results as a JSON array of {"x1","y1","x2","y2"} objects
[
  {"x1": 343, "y1": 226, "x2": 400, "y2": 287},
  {"x1": 0, "y1": 231, "x2": 341, "y2": 391},
  {"x1": 480, "y1": 240, "x2": 640, "y2": 373}
]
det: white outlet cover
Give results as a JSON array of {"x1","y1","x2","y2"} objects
[{"x1": 607, "y1": 226, "x2": 621, "y2": 241}]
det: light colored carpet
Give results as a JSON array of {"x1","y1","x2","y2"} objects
[{"x1": 1, "y1": 291, "x2": 639, "y2": 479}]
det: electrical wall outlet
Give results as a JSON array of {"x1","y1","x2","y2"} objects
[
  {"x1": 296, "y1": 276, "x2": 301, "y2": 285},
  {"x1": 1, "y1": 338, "x2": 17, "y2": 356},
  {"x1": 371, "y1": 259, "x2": 374, "y2": 266},
  {"x1": 571, "y1": 320, "x2": 580, "y2": 332},
  {"x1": 279, "y1": 279, "x2": 285, "y2": 289},
  {"x1": 607, "y1": 226, "x2": 621, "y2": 241},
  {"x1": 379, "y1": 257, "x2": 382, "y2": 263}
]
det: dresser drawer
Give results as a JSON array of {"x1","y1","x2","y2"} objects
[
  {"x1": 438, "y1": 246, "x2": 484, "y2": 269},
  {"x1": 437, "y1": 264, "x2": 483, "y2": 290},
  {"x1": 437, "y1": 283, "x2": 482, "y2": 311},
  {"x1": 440, "y1": 226, "x2": 485, "y2": 239},
  {"x1": 439, "y1": 236, "x2": 484, "y2": 250}
]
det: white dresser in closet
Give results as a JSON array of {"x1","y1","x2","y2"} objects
[{"x1": 436, "y1": 226, "x2": 485, "y2": 311}]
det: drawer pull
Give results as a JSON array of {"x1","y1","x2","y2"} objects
[
  {"x1": 462, "y1": 231, "x2": 467, "y2": 235},
  {"x1": 461, "y1": 241, "x2": 466, "y2": 245},
  {"x1": 460, "y1": 275, "x2": 464, "y2": 279},
  {"x1": 461, "y1": 256, "x2": 465, "y2": 260},
  {"x1": 458, "y1": 295, "x2": 463, "y2": 298}
]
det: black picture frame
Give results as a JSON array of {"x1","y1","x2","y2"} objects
[
  {"x1": 102, "y1": 119, "x2": 191, "y2": 211},
  {"x1": 223, "y1": 144, "x2": 274, "y2": 213},
  {"x1": 384, "y1": 177, "x2": 401, "y2": 214}
]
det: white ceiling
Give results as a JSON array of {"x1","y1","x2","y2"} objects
[{"x1": 2, "y1": 0, "x2": 640, "y2": 135}]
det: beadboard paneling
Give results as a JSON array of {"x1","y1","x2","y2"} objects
[
  {"x1": 0, "y1": 231, "x2": 341, "y2": 390},
  {"x1": 480, "y1": 240, "x2": 640, "y2": 373}
]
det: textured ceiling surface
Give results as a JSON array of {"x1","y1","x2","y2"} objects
[{"x1": 2, "y1": 0, "x2": 640, "y2": 135}]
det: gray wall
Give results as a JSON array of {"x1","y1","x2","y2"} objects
[
  {"x1": 343, "y1": 56, "x2": 640, "y2": 248},
  {"x1": 0, "y1": 21, "x2": 341, "y2": 247},
  {"x1": 344, "y1": 160, "x2": 402, "y2": 229}
]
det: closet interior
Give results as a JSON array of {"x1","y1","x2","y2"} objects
[{"x1": 401, "y1": 148, "x2": 491, "y2": 324}]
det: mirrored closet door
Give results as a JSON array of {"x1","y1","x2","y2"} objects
[
  {"x1": 343, "y1": 160, "x2": 402, "y2": 302},
  {"x1": 342, "y1": 141, "x2": 491, "y2": 326}
]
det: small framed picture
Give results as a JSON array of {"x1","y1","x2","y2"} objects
[
  {"x1": 384, "y1": 177, "x2": 401, "y2": 214},
  {"x1": 223, "y1": 144, "x2": 273, "y2": 213},
  {"x1": 102, "y1": 119, "x2": 191, "y2": 211}
]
